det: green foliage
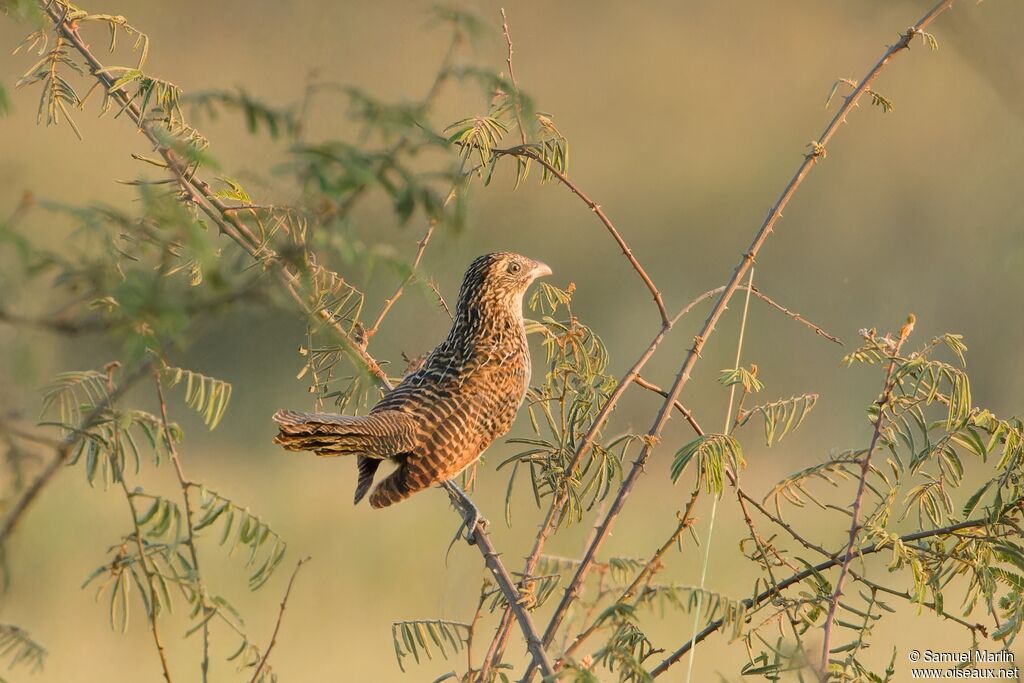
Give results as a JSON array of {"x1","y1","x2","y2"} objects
[
  {"x1": 447, "y1": 115, "x2": 509, "y2": 170},
  {"x1": 739, "y1": 394, "x2": 818, "y2": 447},
  {"x1": 825, "y1": 78, "x2": 893, "y2": 113},
  {"x1": 185, "y1": 88, "x2": 299, "y2": 139},
  {"x1": 669, "y1": 434, "x2": 744, "y2": 494},
  {"x1": 0, "y1": 83, "x2": 11, "y2": 115},
  {"x1": 161, "y1": 366, "x2": 232, "y2": 430},
  {"x1": 500, "y1": 283, "x2": 623, "y2": 526},
  {"x1": 15, "y1": 33, "x2": 83, "y2": 138},
  {"x1": 40, "y1": 367, "x2": 180, "y2": 484},
  {"x1": 0, "y1": 625, "x2": 46, "y2": 677},
  {"x1": 192, "y1": 486, "x2": 288, "y2": 590},
  {"x1": 718, "y1": 365, "x2": 763, "y2": 394},
  {"x1": 391, "y1": 619, "x2": 470, "y2": 672}
]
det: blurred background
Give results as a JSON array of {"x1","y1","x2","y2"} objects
[{"x1": 1, "y1": 0, "x2": 1023, "y2": 680}]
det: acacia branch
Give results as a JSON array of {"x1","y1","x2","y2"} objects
[
  {"x1": 649, "y1": 500, "x2": 1023, "y2": 677},
  {"x1": 154, "y1": 372, "x2": 211, "y2": 682},
  {"x1": 248, "y1": 556, "x2": 310, "y2": 683},
  {"x1": 495, "y1": 145, "x2": 669, "y2": 325},
  {"x1": 33, "y1": 3, "x2": 552, "y2": 675},
  {"x1": 819, "y1": 326, "x2": 908, "y2": 674},
  {"x1": 0, "y1": 357, "x2": 155, "y2": 545},
  {"x1": 485, "y1": 285, "x2": 728, "y2": 668},
  {"x1": 523, "y1": 2, "x2": 958, "y2": 677}
]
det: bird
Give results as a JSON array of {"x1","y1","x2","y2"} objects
[{"x1": 272, "y1": 252, "x2": 552, "y2": 541}]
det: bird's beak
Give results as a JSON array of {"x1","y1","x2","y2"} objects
[{"x1": 532, "y1": 261, "x2": 553, "y2": 279}]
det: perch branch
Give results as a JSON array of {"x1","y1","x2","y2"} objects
[{"x1": 35, "y1": 3, "x2": 552, "y2": 675}]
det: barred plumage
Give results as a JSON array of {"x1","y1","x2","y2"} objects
[{"x1": 273, "y1": 252, "x2": 551, "y2": 510}]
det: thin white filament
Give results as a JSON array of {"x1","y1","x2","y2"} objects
[{"x1": 684, "y1": 269, "x2": 755, "y2": 683}]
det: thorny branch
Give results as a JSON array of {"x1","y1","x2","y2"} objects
[
  {"x1": 28, "y1": 2, "x2": 555, "y2": 676},
  {"x1": 486, "y1": 281, "x2": 837, "y2": 671},
  {"x1": 494, "y1": 145, "x2": 669, "y2": 326},
  {"x1": 248, "y1": 557, "x2": 310, "y2": 683},
  {"x1": 154, "y1": 372, "x2": 212, "y2": 682},
  {"x1": 649, "y1": 500, "x2": 1024, "y2": 677},
  {"x1": 522, "y1": 1, "x2": 960, "y2": 679},
  {"x1": 819, "y1": 319, "x2": 911, "y2": 676}
]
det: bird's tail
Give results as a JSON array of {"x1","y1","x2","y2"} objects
[
  {"x1": 273, "y1": 408, "x2": 422, "y2": 507},
  {"x1": 271, "y1": 409, "x2": 414, "y2": 457}
]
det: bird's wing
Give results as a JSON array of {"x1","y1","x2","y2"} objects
[{"x1": 272, "y1": 409, "x2": 417, "y2": 457}]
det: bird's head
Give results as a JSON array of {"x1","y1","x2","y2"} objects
[{"x1": 456, "y1": 252, "x2": 552, "y2": 318}]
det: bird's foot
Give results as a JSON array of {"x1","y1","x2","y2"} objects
[
  {"x1": 441, "y1": 480, "x2": 488, "y2": 545},
  {"x1": 458, "y1": 500, "x2": 488, "y2": 545}
]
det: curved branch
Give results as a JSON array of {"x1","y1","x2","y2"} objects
[
  {"x1": 30, "y1": 3, "x2": 553, "y2": 675},
  {"x1": 524, "y1": 1, "x2": 960, "y2": 677}
]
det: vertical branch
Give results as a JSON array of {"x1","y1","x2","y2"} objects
[
  {"x1": 818, "y1": 320, "x2": 911, "y2": 675},
  {"x1": 522, "y1": 3, "x2": 958, "y2": 677},
  {"x1": 438, "y1": 482, "x2": 554, "y2": 677},
  {"x1": 154, "y1": 372, "x2": 211, "y2": 682},
  {"x1": 501, "y1": 8, "x2": 528, "y2": 147},
  {"x1": 120, "y1": 482, "x2": 174, "y2": 683},
  {"x1": 248, "y1": 557, "x2": 310, "y2": 683},
  {"x1": 106, "y1": 364, "x2": 173, "y2": 683}
]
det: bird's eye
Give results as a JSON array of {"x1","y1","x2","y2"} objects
[{"x1": 507, "y1": 261, "x2": 523, "y2": 275}]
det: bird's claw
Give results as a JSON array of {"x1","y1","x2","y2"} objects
[
  {"x1": 442, "y1": 479, "x2": 487, "y2": 545},
  {"x1": 456, "y1": 498, "x2": 488, "y2": 545}
]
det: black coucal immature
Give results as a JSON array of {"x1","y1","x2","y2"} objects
[{"x1": 273, "y1": 252, "x2": 551, "y2": 538}]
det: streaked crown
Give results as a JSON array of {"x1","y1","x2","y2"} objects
[{"x1": 456, "y1": 252, "x2": 552, "y2": 310}]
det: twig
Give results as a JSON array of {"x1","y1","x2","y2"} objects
[
  {"x1": 106, "y1": 365, "x2": 172, "y2": 683},
  {"x1": 500, "y1": 8, "x2": 528, "y2": 148},
  {"x1": 748, "y1": 287, "x2": 842, "y2": 345},
  {"x1": 522, "y1": 3, "x2": 959, "y2": 675},
  {"x1": 0, "y1": 357, "x2": 155, "y2": 545},
  {"x1": 39, "y1": 6, "x2": 549, "y2": 675},
  {"x1": 495, "y1": 145, "x2": 669, "y2": 325},
  {"x1": 559, "y1": 488, "x2": 701, "y2": 663},
  {"x1": 154, "y1": 372, "x2": 211, "y2": 682},
  {"x1": 465, "y1": 582, "x2": 489, "y2": 681},
  {"x1": 487, "y1": 286, "x2": 725, "y2": 669},
  {"x1": 649, "y1": 498, "x2": 1024, "y2": 677},
  {"x1": 122, "y1": 482, "x2": 174, "y2": 683},
  {"x1": 248, "y1": 556, "x2": 310, "y2": 683},
  {"x1": 427, "y1": 278, "x2": 454, "y2": 320},
  {"x1": 633, "y1": 376, "x2": 704, "y2": 435},
  {"x1": 364, "y1": 187, "x2": 456, "y2": 342},
  {"x1": 819, "y1": 324, "x2": 909, "y2": 676}
]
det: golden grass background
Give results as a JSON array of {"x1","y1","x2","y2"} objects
[{"x1": 2, "y1": 0, "x2": 1024, "y2": 680}]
